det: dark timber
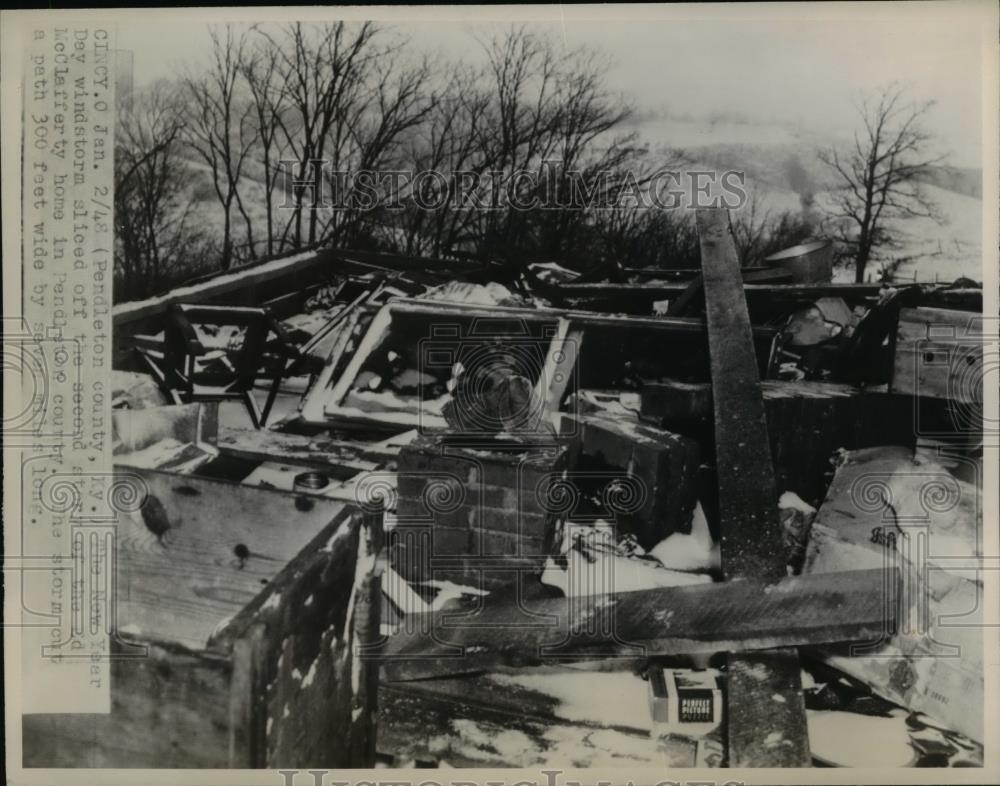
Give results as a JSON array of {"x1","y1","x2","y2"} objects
[{"x1": 696, "y1": 207, "x2": 811, "y2": 767}]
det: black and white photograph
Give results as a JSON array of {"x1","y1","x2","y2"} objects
[{"x1": 2, "y1": 2, "x2": 997, "y2": 782}]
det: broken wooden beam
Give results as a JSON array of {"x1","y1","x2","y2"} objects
[
  {"x1": 696, "y1": 207, "x2": 811, "y2": 766},
  {"x1": 553, "y1": 281, "x2": 885, "y2": 319},
  {"x1": 698, "y1": 209, "x2": 789, "y2": 582},
  {"x1": 374, "y1": 567, "x2": 898, "y2": 681}
]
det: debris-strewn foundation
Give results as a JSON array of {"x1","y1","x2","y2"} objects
[{"x1": 70, "y1": 210, "x2": 987, "y2": 769}]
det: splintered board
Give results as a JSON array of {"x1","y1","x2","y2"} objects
[
  {"x1": 696, "y1": 208, "x2": 810, "y2": 767},
  {"x1": 377, "y1": 568, "x2": 896, "y2": 681},
  {"x1": 114, "y1": 464, "x2": 351, "y2": 651}
]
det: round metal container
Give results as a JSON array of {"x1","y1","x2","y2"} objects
[
  {"x1": 293, "y1": 471, "x2": 330, "y2": 493},
  {"x1": 763, "y1": 240, "x2": 834, "y2": 283}
]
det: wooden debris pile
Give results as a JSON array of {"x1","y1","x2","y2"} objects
[{"x1": 98, "y1": 211, "x2": 987, "y2": 769}]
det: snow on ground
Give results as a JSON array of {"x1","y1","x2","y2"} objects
[{"x1": 488, "y1": 671, "x2": 654, "y2": 732}]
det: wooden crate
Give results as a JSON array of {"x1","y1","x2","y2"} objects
[
  {"x1": 22, "y1": 463, "x2": 382, "y2": 768},
  {"x1": 892, "y1": 307, "x2": 983, "y2": 403}
]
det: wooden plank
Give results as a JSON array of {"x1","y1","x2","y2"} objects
[
  {"x1": 227, "y1": 623, "x2": 266, "y2": 766},
  {"x1": 664, "y1": 269, "x2": 794, "y2": 317},
  {"x1": 219, "y1": 424, "x2": 399, "y2": 470},
  {"x1": 377, "y1": 568, "x2": 896, "y2": 680},
  {"x1": 892, "y1": 307, "x2": 984, "y2": 402},
  {"x1": 698, "y1": 208, "x2": 788, "y2": 581},
  {"x1": 726, "y1": 649, "x2": 811, "y2": 763},
  {"x1": 218, "y1": 507, "x2": 381, "y2": 767},
  {"x1": 696, "y1": 207, "x2": 811, "y2": 767},
  {"x1": 298, "y1": 298, "x2": 778, "y2": 430},
  {"x1": 113, "y1": 465, "x2": 350, "y2": 651}
]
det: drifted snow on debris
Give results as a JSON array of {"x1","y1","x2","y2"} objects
[
  {"x1": 807, "y1": 709, "x2": 914, "y2": 767},
  {"x1": 487, "y1": 671, "x2": 654, "y2": 732},
  {"x1": 648, "y1": 502, "x2": 721, "y2": 572},
  {"x1": 778, "y1": 490, "x2": 817, "y2": 573},
  {"x1": 778, "y1": 491, "x2": 817, "y2": 516},
  {"x1": 419, "y1": 579, "x2": 490, "y2": 611},
  {"x1": 115, "y1": 438, "x2": 218, "y2": 474},
  {"x1": 541, "y1": 518, "x2": 713, "y2": 596},
  {"x1": 433, "y1": 717, "x2": 676, "y2": 767},
  {"x1": 421, "y1": 281, "x2": 522, "y2": 307}
]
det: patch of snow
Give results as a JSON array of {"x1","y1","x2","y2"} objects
[
  {"x1": 807, "y1": 709, "x2": 914, "y2": 767},
  {"x1": 764, "y1": 731, "x2": 783, "y2": 747},
  {"x1": 419, "y1": 579, "x2": 490, "y2": 611},
  {"x1": 301, "y1": 658, "x2": 319, "y2": 688},
  {"x1": 382, "y1": 566, "x2": 432, "y2": 615},
  {"x1": 422, "y1": 281, "x2": 517, "y2": 307},
  {"x1": 540, "y1": 544, "x2": 711, "y2": 597},
  {"x1": 488, "y1": 671, "x2": 654, "y2": 732},
  {"x1": 209, "y1": 615, "x2": 234, "y2": 640},
  {"x1": 648, "y1": 502, "x2": 721, "y2": 572},
  {"x1": 778, "y1": 491, "x2": 817, "y2": 516},
  {"x1": 450, "y1": 718, "x2": 537, "y2": 761},
  {"x1": 259, "y1": 592, "x2": 282, "y2": 612}
]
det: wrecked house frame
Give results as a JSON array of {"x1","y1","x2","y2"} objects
[{"x1": 23, "y1": 209, "x2": 988, "y2": 770}]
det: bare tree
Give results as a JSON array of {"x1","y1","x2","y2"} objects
[
  {"x1": 387, "y1": 62, "x2": 493, "y2": 257},
  {"x1": 259, "y1": 22, "x2": 384, "y2": 248},
  {"x1": 115, "y1": 81, "x2": 210, "y2": 299},
  {"x1": 318, "y1": 47, "x2": 436, "y2": 246},
  {"x1": 819, "y1": 84, "x2": 943, "y2": 282},
  {"x1": 730, "y1": 189, "x2": 817, "y2": 268},
  {"x1": 242, "y1": 31, "x2": 289, "y2": 257},
  {"x1": 184, "y1": 24, "x2": 256, "y2": 270},
  {"x1": 382, "y1": 27, "x2": 650, "y2": 267}
]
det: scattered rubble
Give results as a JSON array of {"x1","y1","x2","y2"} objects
[{"x1": 97, "y1": 215, "x2": 985, "y2": 769}]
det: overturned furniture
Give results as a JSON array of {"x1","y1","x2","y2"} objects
[{"x1": 134, "y1": 304, "x2": 300, "y2": 428}]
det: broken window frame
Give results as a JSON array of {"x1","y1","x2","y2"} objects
[{"x1": 298, "y1": 298, "x2": 782, "y2": 432}]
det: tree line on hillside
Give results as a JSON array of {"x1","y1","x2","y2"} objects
[{"x1": 114, "y1": 23, "x2": 943, "y2": 301}]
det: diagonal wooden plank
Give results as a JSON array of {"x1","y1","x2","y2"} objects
[
  {"x1": 697, "y1": 209, "x2": 787, "y2": 582},
  {"x1": 376, "y1": 567, "x2": 898, "y2": 681},
  {"x1": 696, "y1": 207, "x2": 811, "y2": 767}
]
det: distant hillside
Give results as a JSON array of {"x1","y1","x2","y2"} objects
[
  {"x1": 643, "y1": 125, "x2": 984, "y2": 284},
  {"x1": 631, "y1": 113, "x2": 982, "y2": 203},
  {"x1": 917, "y1": 165, "x2": 982, "y2": 199}
]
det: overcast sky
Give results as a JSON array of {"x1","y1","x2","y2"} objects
[{"x1": 117, "y1": 3, "x2": 987, "y2": 167}]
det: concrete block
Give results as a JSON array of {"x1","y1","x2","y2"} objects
[{"x1": 565, "y1": 414, "x2": 701, "y2": 549}]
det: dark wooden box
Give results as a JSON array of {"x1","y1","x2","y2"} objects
[{"x1": 23, "y1": 439, "x2": 381, "y2": 768}]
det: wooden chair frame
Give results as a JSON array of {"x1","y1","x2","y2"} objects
[{"x1": 135, "y1": 304, "x2": 301, "y2": 428}]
